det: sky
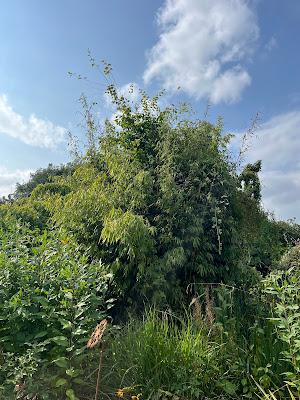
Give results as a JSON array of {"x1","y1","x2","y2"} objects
[{"x1": 0, "y1": 0, "x2": 300, "y2": 221}]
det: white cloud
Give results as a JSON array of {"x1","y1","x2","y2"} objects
[
  {"x1": 244, "y1": 111, "x2": 300, "y2": 221},
  {"x1": 144, "y1": 0, "x2": 259, "y2": 104},
  {"x1": 210, "y1": 67, "x2": 251, "y2": 104},
  {"x1": 0, "y1": 94, "x2": 66, "y2": 148},
  {"x1": 0, "y1": 166, "x2": 32, "y2": 197},
  {"x1": 118, "y1": 82, "x2": 141, "y2": 104},
  {"x1": 247, "y1": 112, "x2": 300, "y2": 171},
  {"x1": 259, "y1": 170, "x2": 300, "y2": 222}
]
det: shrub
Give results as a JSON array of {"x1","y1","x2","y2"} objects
[
  {"x1": 262, "y1": 266, "x2": 300, "y2": 392},
  {"x1": 0, "y1": 220, "x2": 113, "y2": 399},
  {"x1": 279, "y1": 245, "x2": 300, "y2": 270}
]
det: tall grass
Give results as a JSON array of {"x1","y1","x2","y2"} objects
[
  {"x1": 256, "y1": 381, "x2": 300, "y2": 400},
  {"x1": 102, "y1": 309, "x2": 237, "y2": 399}
]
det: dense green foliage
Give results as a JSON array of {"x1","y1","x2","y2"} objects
[
  {"x1": 262, "y1": 266, "x2": 300, "y2": 391},
  {"x1": 0, "y1": 72, "x2": 300, "y2": 399},
  {"x1": 0, "y1": 217, "x2": 112, "y2": 398},
  {"x1": 14, "y1": 163, "x2": 74, "y2": 199}
]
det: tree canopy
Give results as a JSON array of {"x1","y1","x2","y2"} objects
[{"x1": 2, "y1": 82, "x2": 299, "y2": 310}]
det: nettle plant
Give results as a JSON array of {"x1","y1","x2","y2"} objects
[
  {"x1": 262, "y1": 265, "x2": 300, "y2": 392},
  {"x1": 0, "y1": 219, "x2": 113, "y2": 399}
]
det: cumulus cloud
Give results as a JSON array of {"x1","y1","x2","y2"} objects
[
  {"x1": 144, "y1": 0, "x2": 259, "y2": 103},
  {"x1": 244, "y1": 111, "x2": 300, "y2": 221},
  {"x1": 0, "y1": 166, "x2": 32, "y2": 197},
  {"x1": 0, "y1": 94, "x2": 66, "y2": 148}
]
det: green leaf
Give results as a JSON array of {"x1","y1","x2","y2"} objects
[
  {"x1": 218, "y1": 380, "x2": 237, "y2": 395},
  {"x1": 53, "y1": 357, "x2": 69, "y2": 369},
  {"x1": 66, "y1": 389, "x2": 77, "y2": 400},
  {"x1": 55, "y1": 378, "x2": 68, "y2": 387},
  {"x1": 34, "y1": 331, "x2": 48, "y2": 339},
  {"x1": 51, "y1": 336, "x2": 69, "y2": 347},
  {"x1": 59, "y1": 319, "x2": 72, "y2": 330}
]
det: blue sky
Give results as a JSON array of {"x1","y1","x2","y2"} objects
[{"x1": 0, "y1": 0, "x2": 300, "y2": 221}]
